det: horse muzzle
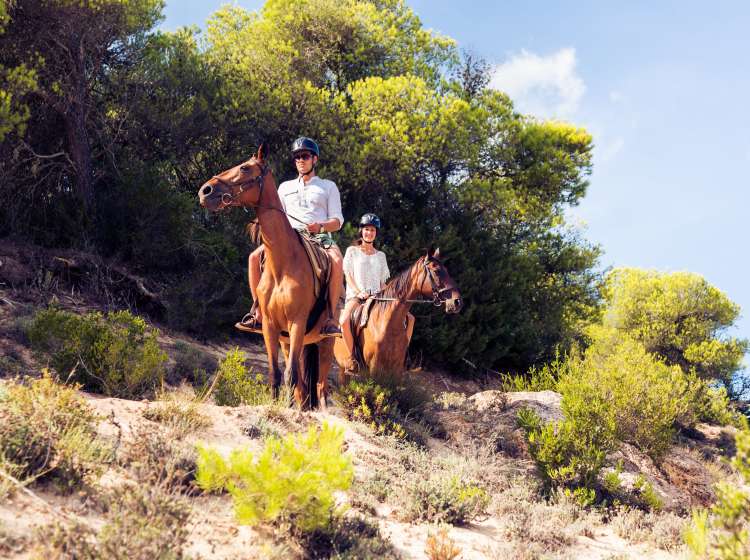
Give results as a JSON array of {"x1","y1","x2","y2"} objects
[
  {"x1": 444, "y1": 291, "x2": 463, "y2": 314},
  {"x1": 198, "y1": 183, "x2": 225, "y2": 212}
]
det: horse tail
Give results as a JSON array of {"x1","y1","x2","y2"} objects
[{"x1": 303, "y1": 343, "x2": 319, "y2": 409}]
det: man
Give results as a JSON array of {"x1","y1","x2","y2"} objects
[{"x1": 241, "y1": 136, "x2": 344, "y2": 336}]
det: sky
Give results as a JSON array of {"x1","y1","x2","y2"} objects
[{"x1": 162, "y1": 1, "x2": 750, "y2": 353}]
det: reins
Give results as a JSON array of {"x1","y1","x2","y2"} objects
[{"x1": 370, "y1": 259, "x2": 450, "y2": 307}]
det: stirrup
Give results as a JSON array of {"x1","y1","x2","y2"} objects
[
  {"x1": 235, "y1": 311, "x2": 262, "y2": 333},
  {"x1": 320, "y1": 318, "x2": 342, "y2": 337}
]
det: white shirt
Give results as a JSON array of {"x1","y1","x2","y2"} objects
[
  {"x1": 343, "y1": 246, "x2": 390, "y2": 301},
  {"x1": 277, "y1": 176, "x2": 344, "y2": 231}
]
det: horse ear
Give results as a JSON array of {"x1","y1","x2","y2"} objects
[
  {"x1": 257, "y1": 142, "x2": 269, "y2": 162},
  {"x1": 433, "y1": 247, "x2": 441, "y2": 260}
]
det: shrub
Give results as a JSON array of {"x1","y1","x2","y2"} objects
[
  {"x1": 501, "y1": 351, "x2": 564, "y2": 392},
  {"x1": 559, "y1": 329, "x2": 699, "y2": 460},
  {"x1": 425, "y1": 526, "x2": 461, "y2": 560},
  {"x1": 301, "y1": 515, "x2": 399, "y2": 560},
  {"x1": 143, "y1": 398, "x2": 211, "y2": 438},
  {"x1": 685, "y1": 429, "x2": 750, "y2": 559},
  {"x1": 27, "y1": 307, "x2": 167, "y2": 398},
  {"x1": 337, "y1": 379, "x2": 407, "y2": 440},
  {"x1": 167, "y1": 340, "x2": 217, "y2": 388},
  {"x1": 38, "y1": 483, "x2": 191, "y2": 559},
  {"x1": 404, "y1": 473, "x2": 490, "y2": 525},
  {"x1": 196, "y1": 422, "x2": 353, "y2": 533},
  {"x1": 518, "y1": 407, "x2": 609, "y2": 505},
  {"x1": 125, "y1": 425, "x2": 198, "y2": 493},
  {"x1": 0, "y1": 373, "x2": 110, "y2": 493},
  {"x1": 212, "y1": 348, "x2": 271, "y2": 406}
]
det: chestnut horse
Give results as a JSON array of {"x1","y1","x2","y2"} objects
[
  {"x1": 198, "y1": 144, "x2": 334, "y2": 409},
  {"x1": 333, "y1": 248, "x2": 462, "y2": 382}
]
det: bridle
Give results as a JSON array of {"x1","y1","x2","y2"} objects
[
  {"x1": 371, "y1": 257, "x2": 455, "y2": 306},
  {"x1": 210, "y1": 159, "x2": 270, "y2": 207}
]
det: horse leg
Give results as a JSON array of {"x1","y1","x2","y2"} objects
[
  {"x1": 263, "y1": 328, "x2": 282, "y2": 399},
  {"x1": 286, "y1": 322, "x2": 307, "y2": 409},
  {"x1": 317, "y1": 338, "x2": 334, "y2": 410}
]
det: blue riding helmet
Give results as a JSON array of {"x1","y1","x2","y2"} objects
[
  {"x1": 291, "y1": 137, "x2": 320, "y2": 157},
  {"x1": 359, "y1": 213, "x2": 382, "y2": 229}
]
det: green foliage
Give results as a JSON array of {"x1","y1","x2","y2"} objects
[
  {"x1": 167, "y1": 340, "x2": 217, "y2": 388},
  {"x1": 2, "y1": 0, "x2": 602, "y2": 373},
  {"x1": 501, "y1": 351, "x2": 564, "y2": 392},
  {"x1": 0, "y1": 373, "x2": 110, "y2": 493},
  {"x1": 196, "y1": 423, "x2": 353, "y2": 533},
  {"x1": 560, "y1": 328, "x2": 700, "y2": 460},
  {"x1": 337, "y1": 379, "x2": 407, "y2": 439},
  {"x1": 686, "y1": 430, "x2": 750, "y2": 559},
  {"x1": 403, "y1": 473, "x2": 490, "y2": 525},
  {"x1": 603, "y1": 269, "x2": 748, "y2": 390},
  {"x1": 27, "y1": 307, "x2": 167, "y2": 398},
  {"x1": 518, "y1": 407, "x2": 609, "y2": 501},
  {"x1": 634, "y1": 475, "x2": 663, "y2": 512},
  {"x1": 212, "y1": 348, "x2": 272, "y2": 407}
]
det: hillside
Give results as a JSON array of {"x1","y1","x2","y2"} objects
[{"x1": 0, "y1": 279, "x2": 740, "y2": 559}]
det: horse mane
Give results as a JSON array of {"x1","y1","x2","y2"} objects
[{"x1": 378, "y1": 256, "x2": 425, "y2": 301}]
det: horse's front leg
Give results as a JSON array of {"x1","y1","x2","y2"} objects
[
  {"x1": 286, "y1": 321, "x2": 307, "y2": 409},
  {"x1": 317, "y1": 338, "x2": 334, "y2": 411},
  {"x1": 262, "y1": 327, "x2": 282, "y2": 399}
]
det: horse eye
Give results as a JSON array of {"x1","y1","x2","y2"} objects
[{"x1": 240, "y1": 165, "x2": 251, "y2": 172}]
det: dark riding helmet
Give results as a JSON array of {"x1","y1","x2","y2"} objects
[
  {"x1": 359, "y1": 213, "x2": 382, "y2": 229},
  {"x1": 291, "y1": 137, "x2": 320, "y2": 157}
]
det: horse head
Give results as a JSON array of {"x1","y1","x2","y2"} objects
[
  {"x1": 421, "y1": 248, "x2": 463, "y2": 314},
  {"x1": 198, "y1": 143, "x2": 271, "y2": 212}
]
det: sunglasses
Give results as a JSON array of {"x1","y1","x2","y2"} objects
[{"x1": 293, "y1": 152, "x2": 313, "y2": 161}]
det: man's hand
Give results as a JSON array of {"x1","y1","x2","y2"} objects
[{"x1": 306, "y1": 222, "x2": 319, "y2": 234}]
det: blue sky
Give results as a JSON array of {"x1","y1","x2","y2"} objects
[{"x1": 162, "y1": 1, "x2": 750, "y2": 352}]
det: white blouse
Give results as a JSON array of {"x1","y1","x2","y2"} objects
[{"x1": 343, "y1": 246, "x2": 390, "y2": 301}]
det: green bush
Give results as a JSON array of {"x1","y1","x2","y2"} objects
[
  {"x1": 212, "y1": 348, "x2": 271, "y2": 406},
  {"x1": 404, "y1": 473, "x2": 490, "y2": 525},
  {"x1": 517, "y1": 407, "x2": 609, "y2": 505},
  {"x1": 27, "y1": 307, "x2": 167, "y2": 399},
  {"x1": 501, "y1": 351, "x2": 564, "y2": 392},
  {"x1": 337, "y1": 379, "x2": 407, "y2": 439},
  {"x1": 167, "y1": 340, "x2": 217, "y2": 388},
  {"x1": 560, "y1": 329, "x2": 698, "y2": 460},
  {"x1": 685, "y1": 429, "x2": 750, "y2": 559},
  {"x1": 0, "y1": 373, "x2": 110, "y2": 493},
  {"x1": 196, "y1": 422, "x2": 353, "y2": 533}
]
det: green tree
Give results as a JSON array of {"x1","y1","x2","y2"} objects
[
  {"x1": 602, "y1": 269, "x2": 748, "y2": 392},
  {"x1": 0, "y1": 0, "x2": 164, "y2": 222}
]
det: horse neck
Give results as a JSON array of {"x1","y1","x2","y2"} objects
[
  {"x1": 255, "y1": 174, "x2": 298, "y2": 259},
  {"x1": 378, "y1": 261, "x2": 425, "y2": 316}
]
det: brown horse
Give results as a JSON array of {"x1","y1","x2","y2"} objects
[
  {"x1": 198, "y1": 144, "x2": 334, "y2": 409},
  {"x1": 333, "y1": 248, "x2": 462, "y2": 382}
]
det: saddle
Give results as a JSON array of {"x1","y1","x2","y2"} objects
[
  {"x1": 250, "y1": 229, "x2": 331, "y2": 335},
  {"x1": 345, "y1": 297, "x2": 377, "y2": 371}
]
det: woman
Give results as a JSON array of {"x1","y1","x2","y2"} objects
[{"x1": 340, "y1": 213, "x2": 389, "y2": 371}]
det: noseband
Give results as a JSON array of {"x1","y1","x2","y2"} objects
[
  {"x1": 211, "y1": 161, "x2": 270, "y2": 206},
  {"x1": 421, "y1": 258, "x2": 455, "y2": 306}
]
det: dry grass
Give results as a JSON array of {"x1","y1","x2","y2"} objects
[
  {"x1": 142, "y1": 396, "x2": 211, "y2": 438},
  {"x1": 610, "y1": 506, "x2": 687, "y2": 552}
]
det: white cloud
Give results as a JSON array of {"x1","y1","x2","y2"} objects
[{"x1": 489, "y1": 47, "x2": 585, "y2": 119}]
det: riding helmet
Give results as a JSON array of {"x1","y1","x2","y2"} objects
[
  {"x1": 291, "y1": 137, "x2": 320, "y2": 157},
  {"x1": 359, "y1": 213, "x2": 382, "y2": 229}
]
